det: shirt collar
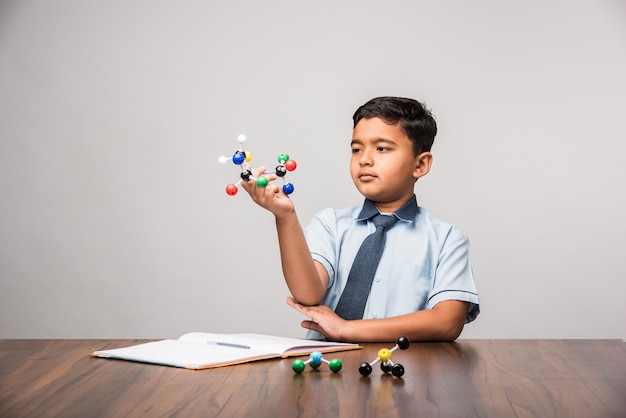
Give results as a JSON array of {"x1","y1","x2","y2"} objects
[{"x1": 356, "y1": 195, "x2": 419, "y2": 222}]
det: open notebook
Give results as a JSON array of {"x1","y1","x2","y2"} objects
[{"x1": 91, "y1": 332, "x2": 361, "y2": 370}]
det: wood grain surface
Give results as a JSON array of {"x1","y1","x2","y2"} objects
[{"x1": 1, "y1": 339, "x2": 624, "y2": 417}]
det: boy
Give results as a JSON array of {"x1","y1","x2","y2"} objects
[{"x1": 241, "y1": 96, "x2": 479, "y2": 342}]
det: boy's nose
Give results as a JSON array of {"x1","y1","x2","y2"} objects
[{"x1": 359, "y1": 150, "x2": 373, "y2": 166}]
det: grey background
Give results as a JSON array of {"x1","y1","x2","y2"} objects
[{"x1": 1, "y1": 0, "x2": 625, "y2": 339}]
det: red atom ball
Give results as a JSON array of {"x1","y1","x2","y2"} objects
[
  {"x1": 285, "y1": 160, "x2": 297, "y2": 171},
  {"x1": 225, "y1": 184, "x2": 238, "y2": 196}
]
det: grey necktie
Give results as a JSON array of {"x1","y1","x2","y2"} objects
[{"x1": 334, "y1": 214, "x2": 399, "y2": 320}]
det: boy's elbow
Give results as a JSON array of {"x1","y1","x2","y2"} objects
[
  {"x1": 431, "y1": 317, "x2": 465, "y2": 342},
  {"x1": 289, "y1": 289, "x2": 325, "y2": 307},
  {"x1": 295, "y1": 295, "x2": 322, "y2": 306},
  {"x1": 443, "y1": 324, "x2": 464, "y2": 342},
  {"x1": 432, "y1": 300, "x2": 469, "y2": 342}
]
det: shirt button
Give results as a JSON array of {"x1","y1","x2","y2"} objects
[
  {"x1": 372, "y1": 313, "x2": 378, "y2": 319},
  {"x1": 375, "y1": 276, "x2": 381, "y2": 282}
]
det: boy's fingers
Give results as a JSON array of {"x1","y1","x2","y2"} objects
[
  {"x1": 287, "y1": 297, "x2": 311, "y2": 317},
  {"x1": 253, "y1": 166, "x2": 265, "y2": 178}
]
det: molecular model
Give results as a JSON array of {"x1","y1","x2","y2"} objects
[
  {"x1": 218, "y1": 134, "x2": 297, "y2": 196},
  {"x1": 292, "y1": 351, "x2": 343, "y2": 374},
  {"x1": 359, "y1": 337, "x2": 410, "y2": 378}
]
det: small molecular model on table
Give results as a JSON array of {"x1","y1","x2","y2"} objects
[
  {"x1": 292, "y1": 351, "x2": 343, "y2": 374},
  {"x1": 359, "y1": 337, "x2": 410, "y2": 378},
  {"x1": 218, "y1": 134, "x2": 297, "y2": 196}
]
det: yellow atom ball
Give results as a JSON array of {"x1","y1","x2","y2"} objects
[
  {"x1": 378, "y1": 348, "x2": 392, "y2": 362},
  {"x1": 244, "y1": 151, "x2": 253, "y2": 162}
]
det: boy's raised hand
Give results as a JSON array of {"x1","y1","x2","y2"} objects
[{"x1": 240, "y1": 166, "x2": 295, "y2": 218}]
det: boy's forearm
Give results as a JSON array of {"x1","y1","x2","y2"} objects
[
  {"x1": 275, "y1": 212, "x2": 326, "y2": 305},
  {"x1": 341, "y1": 301, "x2": 468, "y2": 343}
]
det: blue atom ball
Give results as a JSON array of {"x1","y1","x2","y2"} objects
[
  {"x1": 232, "y1": 151, "x2": 245, "y2": 165},
  {"x1": 282, "y1": 183, "x2": 295, "y2": 194},
  {"x1": 310, "y1": 351, "x2": 323, "y2": 363}
]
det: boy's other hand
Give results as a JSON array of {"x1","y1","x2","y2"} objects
[{"x1": 287, "y1": 296, "x2": 348, "y2": 341}]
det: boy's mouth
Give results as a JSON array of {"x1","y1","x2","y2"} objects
[{"x1": 358, "y1": 172, "x2": 377, "y2": 181}]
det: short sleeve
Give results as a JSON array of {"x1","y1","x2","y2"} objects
[
  {"x1": 304, "y1": 208, "x2": 338, "y2": 289},
  {"x1": 426, "y1": 226, "x2": 480, "y2": 323}
]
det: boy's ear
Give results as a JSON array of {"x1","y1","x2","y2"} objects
[{"x1": 413, "y1": 152, "x2": 433, "y2": 180}]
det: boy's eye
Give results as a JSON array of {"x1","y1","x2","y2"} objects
[
  {"x1": 351, "y1": 148, "x2": 362, "y2": 153},
  {"x1": 377, "y1": 146, "x2": 390, "y2": 152}
]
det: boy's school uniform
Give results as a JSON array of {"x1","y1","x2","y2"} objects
[{"x1": 304, "y1": 196, "x2": 479, "y2": 340}]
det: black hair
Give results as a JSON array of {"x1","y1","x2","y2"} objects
[{"x1": 352, "y1": 96, "x2": 437, "y2": 156}]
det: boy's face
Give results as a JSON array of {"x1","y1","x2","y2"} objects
[{"x1": 350, "y1": 117, "x2": 432, "y2": 212}]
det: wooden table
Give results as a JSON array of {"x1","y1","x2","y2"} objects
[{"x1": 1, "y1": 339, "x2": 624, "y2": 417}]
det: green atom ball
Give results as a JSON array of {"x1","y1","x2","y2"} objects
[
  {"x1": 277, "y1": 153, "x2": 290, "y2": 163},
  {"x1": 292, "y1": 359, "x2": 306, "y2": 374},
  {"x1": 329, "y1": 358, "x2": 342, "y2": 373},
  {"x1": 256, "y1": 175, "x2": 269, "y2": 188}
]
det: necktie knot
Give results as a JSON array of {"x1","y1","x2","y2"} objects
[{"x1": 373, "y1": 214, "x2": 399, "y2": 230}]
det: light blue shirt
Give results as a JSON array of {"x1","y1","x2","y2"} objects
[{"x1": 303, "y1": 196, "x2": 479, "y2": 340}]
